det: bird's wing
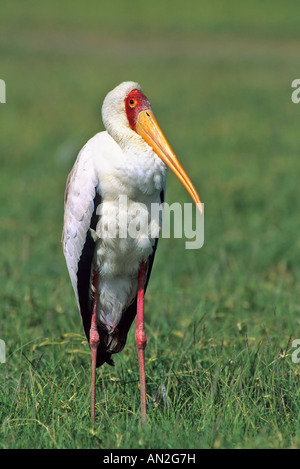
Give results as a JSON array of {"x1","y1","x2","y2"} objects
[{"x1": 62, "y1": 142, "x2": 100, "y2": 338}]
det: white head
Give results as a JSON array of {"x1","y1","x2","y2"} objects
[
  {"x1": 102, "y1": 81, "x2": 145, "y2": 150},
  {"x1": 101, "y1": 81, "x2": 202, "y2": 210}
]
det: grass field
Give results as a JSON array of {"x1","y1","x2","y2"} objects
[{"x1": 0, "y1": 0, "x2": 300, "y2": 449}]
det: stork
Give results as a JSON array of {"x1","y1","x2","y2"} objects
[{"x1": 62, "y1": 81, "x2": 202, "y2": 423}]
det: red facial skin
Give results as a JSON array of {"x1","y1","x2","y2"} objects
[{"x1": 125, "y1": 89, "x2": 151, "y2": 131}]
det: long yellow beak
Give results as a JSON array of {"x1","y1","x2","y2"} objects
[{"x1": 136, "y1": 110, "x2": 202, "y2": 214}]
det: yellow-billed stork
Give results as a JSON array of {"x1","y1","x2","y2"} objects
[{"x1": 62, "y1": 81, "x2": 202, "y2": 423}]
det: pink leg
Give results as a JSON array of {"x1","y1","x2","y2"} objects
[
  {"x1": 135, "y1": 262, "x2": 147, "y2": 424},
  {"x1": 90, "y1": 270, "x2": 99, "y2": 422}
]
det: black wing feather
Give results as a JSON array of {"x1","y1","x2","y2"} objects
[{"x1": 77, "y1": 191, "x2": 101, "y2": 343}]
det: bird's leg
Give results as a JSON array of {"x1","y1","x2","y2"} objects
[
  {"x1": 90, "y1": 269, "x2": 99, "y2": 422},
  {"x1": 135, "y1": 261, "x2": 147, "y2": 424}
]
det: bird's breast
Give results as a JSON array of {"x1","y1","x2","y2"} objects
[
  {"x1": 93, "y1": 131, "x2": 167, "y2": 200},
  {"x1": 95, "y1": 193, "x2": 161, "y2": 276},
  {"x1": 93, "y1": 193, "x2": 161, "y2": 332},
  {"x1": 93, "y1": 141, "x2": 166, "y2": 275}
]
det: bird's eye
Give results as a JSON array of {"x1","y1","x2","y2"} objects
[{"x1": 129, "y1": 98, "x2": 137, "y2": 108}]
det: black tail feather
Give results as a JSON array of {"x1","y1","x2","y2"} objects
[{"x1": 95, "y1": 298, "x2": 137, "y2": 368}]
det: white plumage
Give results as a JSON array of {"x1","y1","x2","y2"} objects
[{"x1": 63, "y1": 82, "x2": 167, "y2": 335}]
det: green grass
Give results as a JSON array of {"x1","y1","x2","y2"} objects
[{"x1": 0, "y1": 0, "x2": 300, "y2": 449}]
